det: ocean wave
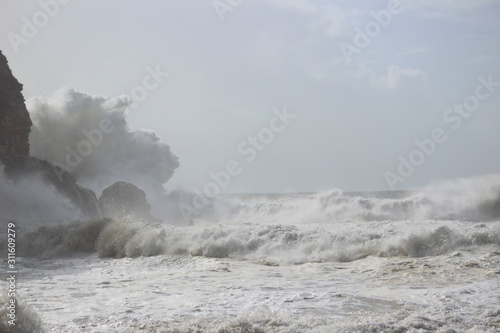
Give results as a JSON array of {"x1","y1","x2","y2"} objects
[
  {"x1": 10, "y1": 217, "x2": 500, "y2": 264},
  {"x1": 0, "y1": 291, "x2": 45, "y2": 333},
  {"x1": 195, "y1": 174, "x2": 500, "y2": 226}
]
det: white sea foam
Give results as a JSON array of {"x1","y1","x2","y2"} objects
[
  {"x1": 12, "y1": 214, "x2": 500, "y2": 266},
  {"x1": 204, "y1": 175, "x2": 500, "y2": 225},
  {"x1": 5, "y1": 245, "x2": 499, "y2": 332}
]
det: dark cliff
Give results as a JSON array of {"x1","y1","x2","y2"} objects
[{"x1": 0, "y1": 50, "x2": 31, "y2": 157}]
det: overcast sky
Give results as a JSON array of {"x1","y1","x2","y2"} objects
[{"x1": 1, "y1": 0, "x2": 499, "y2": 193}]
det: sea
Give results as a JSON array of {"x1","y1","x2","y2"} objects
[{"x1": 1, "y1": 181, "x2": 500, "y2": 332}]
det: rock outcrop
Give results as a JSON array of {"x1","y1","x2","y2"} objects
[
  {"x1": 0, "y1": 50, "x2": 31, "y2": 157},
  {"x1": 0, "y1": 50, "x2": 99, "y2": 217},
  {"x1": 99, "y1": 181, "x2": 158, "y2": 221}
]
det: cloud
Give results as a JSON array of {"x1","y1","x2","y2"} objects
[
  {"x1": 416, "y1": 0, "x2": 498, "y2": 11},
  {"x1": 258, "y1": 0, "x2": 317, "y2": 14},
  {"x1": 392, "y1": 47, "x2": 431, "y2": 59},
  {"x1": 258, "y1": 0, "x2": 356, "y2": 39},
  {"x1": 232, "y1": 109, "x2": 256, "y2": 119},
  {"x1": 403, "y1": 0, "x2": 500, "y2": 21},
  {"x1": 309, "y1": 4, "x2": 353, "y2": 38},
  {"x1": 380, "y1": 65, "x2": 428, "y2": 90}
]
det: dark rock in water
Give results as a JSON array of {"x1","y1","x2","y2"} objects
[
  {"x1": 0, "y1": 49, "x2": 99, "y2": 217},
  {"x1": 99, "y1": 181, "x2": 158, "y2": 221},
  {"x1": 0, "y1": 50, "x2": 32, "y2": 157}
]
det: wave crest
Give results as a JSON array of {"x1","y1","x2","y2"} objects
[{"x1": 12, "y1": 218, "x2": 500, "y2": 265}]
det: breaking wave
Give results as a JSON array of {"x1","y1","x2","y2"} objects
[
  {"x1": 6, "y1": 173, "x2": 500, "y2": 264},
  {"x1": 208, "y1": 174, "x2": 500, "y2": 224},
  {"x1": 12, "y1": 216, "x2": 500, "y2": 264}
]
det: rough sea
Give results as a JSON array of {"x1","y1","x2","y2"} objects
[{"x1": 2, "y1": 182, "x2": 500, "y2": 332}]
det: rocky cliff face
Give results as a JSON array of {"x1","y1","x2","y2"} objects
[
  {"x1": 0, "y1": 50, "x2": 99, "y2": 218},
  {"x1": 0, "y1": 50, "x2": 32, "y2": 157}
]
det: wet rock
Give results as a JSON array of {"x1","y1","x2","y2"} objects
[{"x1": 99, "y1": 181, "x2": 158, "y2": 221}]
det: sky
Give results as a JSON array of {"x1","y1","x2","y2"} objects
[{"x1": 1, "y1": 0, "x2": 500, "y2": 193}]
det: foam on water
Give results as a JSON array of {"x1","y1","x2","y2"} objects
[
  {"x1": 10, "y1": 214, "x2": 500, "y2": 265},
  {"x1": 3, "y1": 247, "x2": 499, "y2": 332}
]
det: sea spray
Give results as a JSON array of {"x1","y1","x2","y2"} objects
[
  {"x1": 27, "y1": 89, "x2": 179, "y2": 212},
  {"x1": 0, "y1": 164, "x2": 83, "y2": 224}
]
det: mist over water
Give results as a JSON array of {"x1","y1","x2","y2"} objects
[
  {"x1": 420, "y1": 174, "x2": 500, "y2": 220},
  {"x1": 0, "y1": 165, "x2": 82, "y2": 225}
]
